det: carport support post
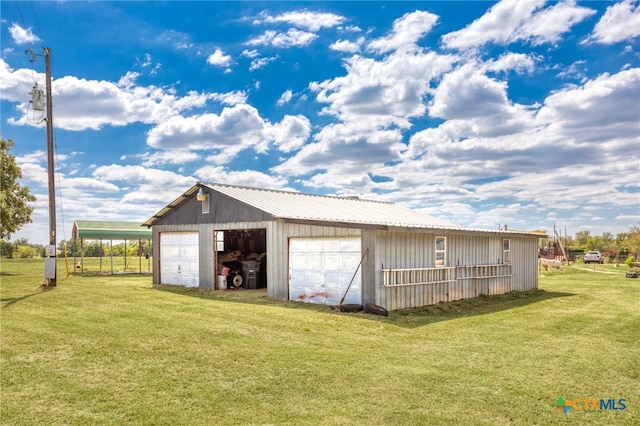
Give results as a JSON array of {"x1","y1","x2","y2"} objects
[
  {"x1": 73, "y1": 238, "x2": 76, "y2": 274},
  {"x1": 138, "y1": 238, "x2": 142, "y2": 274},
  {"x1": 99, "y1": 238, "x2": 103, "y2": 272},
  {"x1": 80, "y1": 238, "x2": 84, "y2": 274},
  {"x1": 147, "y1": 239, "x2": 151, "y2": 272},
  {"x1": 110, "y1": 240, "x2": 114, "y2": 274}
]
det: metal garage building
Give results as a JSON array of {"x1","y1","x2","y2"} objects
[{"x1": 143, "y1": 182, "x2": 542, "y2": 311}]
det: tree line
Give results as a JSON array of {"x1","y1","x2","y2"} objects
[
  {"x1": 542, "y1": 226, "x2": 640, "y2": 263},
  {"x1": 1, "y1": 239, "x2": 151, "y2": 259},
  {"x1": 4, "y1": 228, "x2": 638, "y2": 261}
]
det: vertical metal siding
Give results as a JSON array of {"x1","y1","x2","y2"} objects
[
  {"x1": 374, "y1": 231, "x2": 539, "y2": 311},
  {"x1": 153, "y1": 220, "x2": 539, "y2": 310},
  {"x1": 266, "y1": 220, "x2": 287, "y2": 300},
  {"x1": 361, "y1": 229, "x2": 377, "y2": 305}
]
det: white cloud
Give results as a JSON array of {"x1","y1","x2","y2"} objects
[
  {"x1": 585, "y1": 0, "x2": 640, "y2": 44},
  {"x1": 158, "y1": 29, "x2": 195, "y2": 51},
  {"x1": 92, "y1": 164, "x2": 195, "y2": 204},
  {"x1": 8, "y1": 23, "x2": 41, "y2": 45},
  {"x1": 211, "y1": 90, "x2": 247, "y2": 106},
  {"x1": 58, "y1": 176, "x2": 120, "y2": 193},
  {"x1": 555, "y1": 60, "x2": 588, "y2": 80},
  {"x1": 242, "y1": 49, "x2": 260, "y2": 58},
  {"x1": 311, "y1": 50, "x2": 456, "y2": 127},
  {"x1": 246, "y1": 29, "x2": 318, "y2": 48},
  {"x1": 385, "y1": 68, "x2": 640, "y2": 225},
  {"x1": 485, "y1": 52, "x2": 537, "y2": 74},
  {"x1": 146, "y1": 104, "x2": 311, "y2": 160},
  {"x1": 0, "y1": 60, "x2": 232, "y2": 131},
  {"x1": 146, "y1": 104, "x2": 267, "y2": 151},
  {"x1": 194, "y1": 166, "x2": 290, "y2": 190},
  {"x1": 249, "y1": 55, "x2": 278, "y2": 71},
  {"x1": 428, "y1": 61, "x2": 536, "y2": 137},
  {"x1": 536, "y1": 68, "x2": 640, "y2": 142},
  {"x1": 367, "y1": 11, "x2": 438, "y2": 54},
  {"x1": 258, "y1": 10, "x2": 346, "y2": 32},
  {"x1": 276, "y1": 89, "x2": 293, "y2": 106},
  {"x1": 330, "y1": 37, "x2": 364, "y2": 53},
  {"x1": 0, "y1": 59, "x2": 39, "y2": 103},
  {"x1": 442, "y1": 0, "x2": 595, "y2": 49},
  {"x1": 207, "y1": 49, "x2": 232, "y2": 67},
  {"x1": 118, "y1": 71, "x2": 141, "y2": 89},
  {"x1": 266, "y1": 114, "x2": 311, "y2": 152},
  {"x1": 138, "y1": 150, "x2": 202, "y2": 167},
  {"x1": 272, "y1": 123, "x2": 404, "y2": 177}
]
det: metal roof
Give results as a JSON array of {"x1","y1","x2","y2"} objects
[
  {"x1": 206, "y1": 182, "x2": 458, "y2": 228},
  {"x1": 143, "y1": 183, "x2": 545, "y2": 237},
  {"x1": 72, "y1": 220, "x2": 152, "y2": 240}
]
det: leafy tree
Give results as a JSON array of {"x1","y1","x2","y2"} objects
[
  {"x1": 109, "y1": 242, "x2": 138, "y2": 258},
  {"x1": 574, "y1": 230, "x2": 591, "y2": 248},
  {"x1": 601, "y1": 232, "x2": 614, "y2": 251},
  {"x1": 627, "y1": 226, "x2": 640, "y2": 258},
  {"x1": 59, "y1": 239, "x2": 81, "y2": 257},
  {"x1": 84, "y1": 241, "x2": 105, "y2": 257},
  {"x1": 0, "y1": 139, "x2": 36, "y2": 240},
  {"x1": 0, "y1": 240, "x2": 15, "y2": 258},
  {"x1": 625, "y1": 256, "x2": 635, "y2": 268},
  {"x1": 615, "y1": 232, "x2": 629, "y2": 252},
  {"x1": 585, "y1": 236, "x2": 603, "y2": 251},
  {"x1": 16, "y1": 245, "x2": 34, "y2": 259},
  {"x1": 141, "y1": 240, "x2": 152, "y2": 257}
]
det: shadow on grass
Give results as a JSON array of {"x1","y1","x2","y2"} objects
[
  {"x1": 0, "y1": 271, "x2": 24, "y2": 277},
  {"x1": 383, "y1": 290, "x2": 574, "y2": 328},
  {"x1": 152, "y1": 284, "x2": 574, "y2": 328},
  {"x1": 1, "y1": 285, "x2": 56, "y2": 309}
]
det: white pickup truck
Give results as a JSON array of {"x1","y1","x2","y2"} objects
[{"x1": 583, "y1": 251, "x2": 603, "y2": 264}]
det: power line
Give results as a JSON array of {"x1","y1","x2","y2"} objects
[
  {"x1": 13, "y1": 1, "x2": 27, "y2": 33},
  {"x1": 28, "y1": 1, "x2": 44, "y2": 44}
]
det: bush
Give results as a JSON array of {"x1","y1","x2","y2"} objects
[{"x1": 625, "y1": 256, "x2": 636, "y2": 268}]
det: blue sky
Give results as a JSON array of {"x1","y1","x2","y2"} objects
[{"x1": 1, "y1": 0, "x2": 639, "y2": 245}]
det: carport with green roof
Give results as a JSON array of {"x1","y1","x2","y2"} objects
[{"x1": 72, "y1": 220, "x2": 152, "y2": 274}]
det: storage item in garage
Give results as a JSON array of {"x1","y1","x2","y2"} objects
[
  {"x1": 242, "y1": 260, "x2": 261, "y2": 289},
  {"x1": 217, "y1": 275, "x2": 227, "y2": 290}
]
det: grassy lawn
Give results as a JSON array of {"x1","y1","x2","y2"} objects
[{"x1": 1, "y1": 259, "x2": 638, "y2": 425}]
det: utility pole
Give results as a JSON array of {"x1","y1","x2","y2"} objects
[
  {"x1": 27, "y1": 47, "x2": 56, "y2": 285},
  {"x1": 43, "y1": 47, "x2": 58, "y2": 287},
  {"x1": 43, "y1": 48, "x2": 56, "y2": 286}
]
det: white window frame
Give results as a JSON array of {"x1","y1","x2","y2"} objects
[
  {"x1": 201, "y1": 194, "x2": 210, "y2": 214},
  {"x1": 435, "y1": 236, "x2": 446, "y2": 267},
  {"x1": 503, "y1": 238, "x2": 511, "y2": 264},
  {"x1": 215, "y1": 230, "x2": 224, "y2": 252}
]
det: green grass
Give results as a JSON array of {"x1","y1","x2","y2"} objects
[{"x1": 1, "y1": 259, "x2": 638, "y2": 425}]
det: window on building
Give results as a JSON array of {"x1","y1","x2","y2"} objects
[
  {"x1": 201, "y1": 194, "x2": 210, "y2": 214},
  {"x1": 503, "y1": 238, "x2": 511, "y2": 264},
  {"x1": 215, "y1": 231, "x2": 224, "y2": 252},
  {"x1": 435, "y1": 236, "x2": 446, "y2": 267}
]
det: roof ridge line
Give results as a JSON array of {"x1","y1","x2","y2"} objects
[{"x1": 201, "y1": 182, "x2": 394, "y2": 205}]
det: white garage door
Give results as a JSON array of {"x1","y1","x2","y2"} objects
[
  {"x1": 160, "y1": 232, "x2": 199, "y2": 287},
  {"x1": 289, "y1": 237, "x2": 362, "y2": 305}
]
